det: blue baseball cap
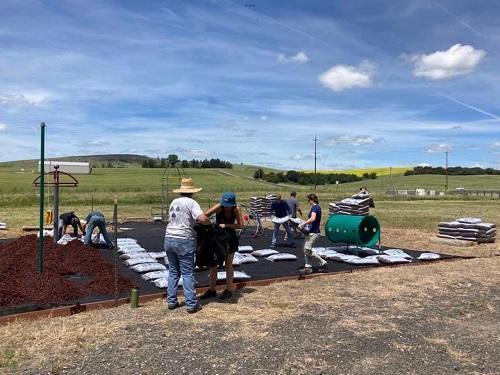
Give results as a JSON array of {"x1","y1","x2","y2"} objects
[{"x1": 220, "y1": 192, "x2": 237, "y2": 207}]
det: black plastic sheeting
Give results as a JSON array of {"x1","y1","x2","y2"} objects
[
  {"x1": 0, "y1": 222, "x2": 454, "y2": 316},
  {"x1": 111, "y1": 221, "x2": 454, "y2": 295}
]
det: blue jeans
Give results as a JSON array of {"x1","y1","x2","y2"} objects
[
  {"x1": 272, "y1": 222, "x2": 295, "y2": 245},
  {"x1": 164, "y1": 237, "x2": 197, "y2": 309},
  {"x1": 84, "y1": 216, "x2": 113, "y2": 246}
]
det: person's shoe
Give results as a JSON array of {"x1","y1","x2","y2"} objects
[
  {"x1": 219, "y1": 289, "x2": 233, "y2": 300},
  {"x1": 298, "y1": 267, "x2": 313, "y2": 275},
  {"x1": 167, "y1": 302, "x2": 179, "y2": 310},
  {"x1": 317, "y1": 263, "x2": 328, "y2": 273},
  {"x1": 270, "y1": 243, "x2": 277, "y2": 249},
  {"x1": 186, "y1": 303, "x2": 202, "y2": 314},
  {"x1": 289, "y1": 242, "x2": 297, "y2": 248},
  {"x1": 199, "y1": 289, "x2": 217, "y2": 300}
]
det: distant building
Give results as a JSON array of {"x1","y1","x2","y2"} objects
[{"x1": 38, "y1": 161, "x2": 92, "y2": 175}]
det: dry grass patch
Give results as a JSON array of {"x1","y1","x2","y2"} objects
[{"x1": 0, "y1": 257, "x2": 498, "y2": 373}]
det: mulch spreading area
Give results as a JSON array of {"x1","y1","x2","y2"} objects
[
  {"x1": 0, "y1": 222, "x2": 455, "y2": 318},
  {"x1": 0, "y1": 236, "x2": 135, "y2": 315}
]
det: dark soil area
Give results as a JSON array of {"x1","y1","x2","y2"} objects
[{"x1": 0, "y1": 236, "x2": 135, "y2": 308}]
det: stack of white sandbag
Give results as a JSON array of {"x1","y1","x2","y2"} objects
[
  {"x1": 117, "y1": 238, "x2": 167, "y2": 276},
  {"x1": 437, "y1": 217, "x2": 496, "y2": 243},
  {"x1": 329, "y1": 197, "x2": 370, "y2": 216}
]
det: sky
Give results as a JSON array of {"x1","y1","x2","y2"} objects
[{"x1": 0, "y1": 0, "x2": 499, "y2": 170}]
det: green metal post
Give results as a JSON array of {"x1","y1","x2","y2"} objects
[
  {"x1": 38, "y1": 122, "x2": 46, "y2": 273},
  {"x1": 130, "y1": 288, "x2": 139, "y2": 308}
]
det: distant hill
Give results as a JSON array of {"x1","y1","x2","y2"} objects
[{"x1": 0, "y1": 154, "x2": 153, "y2": 169}]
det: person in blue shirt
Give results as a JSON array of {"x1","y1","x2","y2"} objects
[
  {"x1": 298, "y1": 193, "x2": 327, "y2": 274},
  {"x1": 270, "y1": 194, "x2": 296, "y2": 248}
]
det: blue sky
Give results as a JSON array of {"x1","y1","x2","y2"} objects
[{"x1": 0, "y1": 0, "x2": 499, "y2": 169}]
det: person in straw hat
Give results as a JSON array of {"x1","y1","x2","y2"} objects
[{"x1": 165, "y1": 178, "x2": 211, "y2": 314}]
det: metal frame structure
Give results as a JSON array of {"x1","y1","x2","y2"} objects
[
  {"x1": 33, "y1": 165, "x2": 79, "y2": 245},
  {"x1": 159, "y1": 164, "x2": 185, "y2": 221}
]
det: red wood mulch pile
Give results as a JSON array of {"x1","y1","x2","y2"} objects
[{"x1": 0, "y1": 235, "x2": 136, "y2": 307}]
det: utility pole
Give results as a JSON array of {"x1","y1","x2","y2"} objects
[
  {"x1": 445, "y1": 150, "x2": 449, "y2": 194},
  {"x1": 314, "y1": 136, "x2": 317, "y2": 191}
]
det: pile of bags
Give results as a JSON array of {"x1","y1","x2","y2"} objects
[
  {"x1": 249, "y1": 194, "x2": 279, "y2": 218},
  {"x1": 438, "y1": 217, "x2": 496, "y2": 243},
  {"x1": 312, "y1": 246, "x2": 440, "y2": 265},
  {"x1": 117, "y1": 238, "x2": 168, "y2": 287},
  {"x1": 329, "y1": 197, "x2": 371, "y2": 216}
]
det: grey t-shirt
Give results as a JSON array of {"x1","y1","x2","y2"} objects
[
  {"x1": 286, "y1": 198, "x2": 299, "y2": 218},
  {"x1": 165, "y1": 197, "x2": 203, "y2": 240}
]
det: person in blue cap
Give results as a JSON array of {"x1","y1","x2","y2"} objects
[{"x1": 200, "y1": 192, "x2": 243, "y2": 300}]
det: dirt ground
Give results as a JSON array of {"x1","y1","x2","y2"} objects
[{"x1": 0, "y1": 256, "x2": 498, "y2": 375}]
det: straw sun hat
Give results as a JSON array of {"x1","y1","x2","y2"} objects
[{"x1": 173, "y1": 178, "x2": 203, "y2": 193}]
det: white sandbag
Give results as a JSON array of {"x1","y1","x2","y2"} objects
[
  {"x1": 267, "y1": 253, "x2": 298, "y2": 262},
  {"x1": 131, "y1": 263, "x2": 166, "y2": 273},
  {"x1": 141, "y1": 270, "x2": 169, "y2": 281},
  {"x1": 357, "y1": 247, "x2": 381, "y2": 255},
  {"x1": 0, "y1": 222, "x2": 7, "y2": 230},
  {"x1": 119, "y1": 251, "x2": 147, "y2": 260},
  {"x1": 232, "y1": 252, "x2": 259, "y2": 266},
  {"x1": 237, "y1": 245, "x2": 254, "y2": 253},
  {"x1": 290, "y1": 217, "x2": 304, "y2": 225},
  {"x1": 117, "y1": 238, "x2": 137, "y2": 243},
  {"x1": 456, "y1": 217, "x2": 482, "y2": 224},
  {"x1": 382, "y1": 249, "x2": 412, "y2": 259},
  {"x1": 343, "y1": 256, "x2": 379, "y2": 265},
  {"x1": 118, "y1": 246, "x2": 145, "y2": 253},
  {"x1": 153, "y1": 278, "x2": 168, "y2": 288},
  {"x1": 272, "y1": 216, "x2": 290, "y2": 224},
  {"x1": 417, "y1": 252, "x2": 441, "y2": 260},
  {"x1": 57, "y1": 234, "x2": 78, "y2": 245},
  {"x1": 37, "y1": 229, "x2": 54, "y2": 238},
  {"x1": 216, "y1": 271, "x2": 251, "y2": 281},
  {"x1": 124, "y1": 256, "x2": 156, "y2": 267},
  {"x1": 92, "y1": 233, "x2": 107, "y2": 244},
  {"x1": 312, "y1": 247, "x2": 326, "y2": 252},
  {"x1": 329, "y1": 254, "x2": 360, "y2": 262},
  {"x1": 377, "y1": 255, "x2": 411, "y2": 264},
  {"x1": 148, "y1": 251, "x2": 167, "y2": 259},
  {"x1": 251, "y1": 249, "x2": 279, "y2": 257}
]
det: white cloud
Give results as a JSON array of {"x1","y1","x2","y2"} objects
[
  {"x1": 0, "y1": 123, "x2": 6, "y2": 131},
  {"x1": 427, "y1": 143, "x2": 452, "y2": 153},
  {"x1": 417, "y1": 163, "x2": 431, "y2": 167},
  {"x1": 491, "y1": 141, "x2": 500, "y2": 150},
  {"x1": 327, "y1": 135, "x2": 380, "y2": 146},
  {"x1": 412, "y1": 44, "x2": 486, "y2": 80},
  {"x1": 260, "y1": 115, "x2": 267, "y2": 121},
  {"x1": 277, "y1": 51, "x2": 309, "y2": 64},
  {"x1": 0, "y1": 91, "x2": 49, "y2": 107},
  {"x1": 318, "y1": 61, "x2": 375, "y2": 92}
]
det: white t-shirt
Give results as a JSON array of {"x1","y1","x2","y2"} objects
[{"x1": 165, "y1": 197, "x2": 203, "y2": 240}]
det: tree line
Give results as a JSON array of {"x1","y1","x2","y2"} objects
[
  {"x1": 142, "y1": 154, "x2": 233, "y2": 169},
  {"x1": 404, "y1": 166, "x2": 500, "y2": 176},
  {"x1": 253, "y1": 169, "x2": 377, "y2": 185}
]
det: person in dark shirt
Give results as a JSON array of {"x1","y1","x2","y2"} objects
[
  {"x1": 270, "y1": 195, "x2": 296, "y2": 248},
  {"x1": 200, "y1": 192, "x2": 243, "y2": 301},
  {"x1": 83, "y1": 211, "x2": 114, "y2": 248},
  {"x1": 58, "y1": 211, "x2": 85, "y2": 237},
  {"x1": 298, "y1": 194, "x2": 327, "y2": 274}
]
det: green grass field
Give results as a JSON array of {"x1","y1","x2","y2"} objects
[{"x1": 0, "y1": 162, "x2": 499, "y2": 235}]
